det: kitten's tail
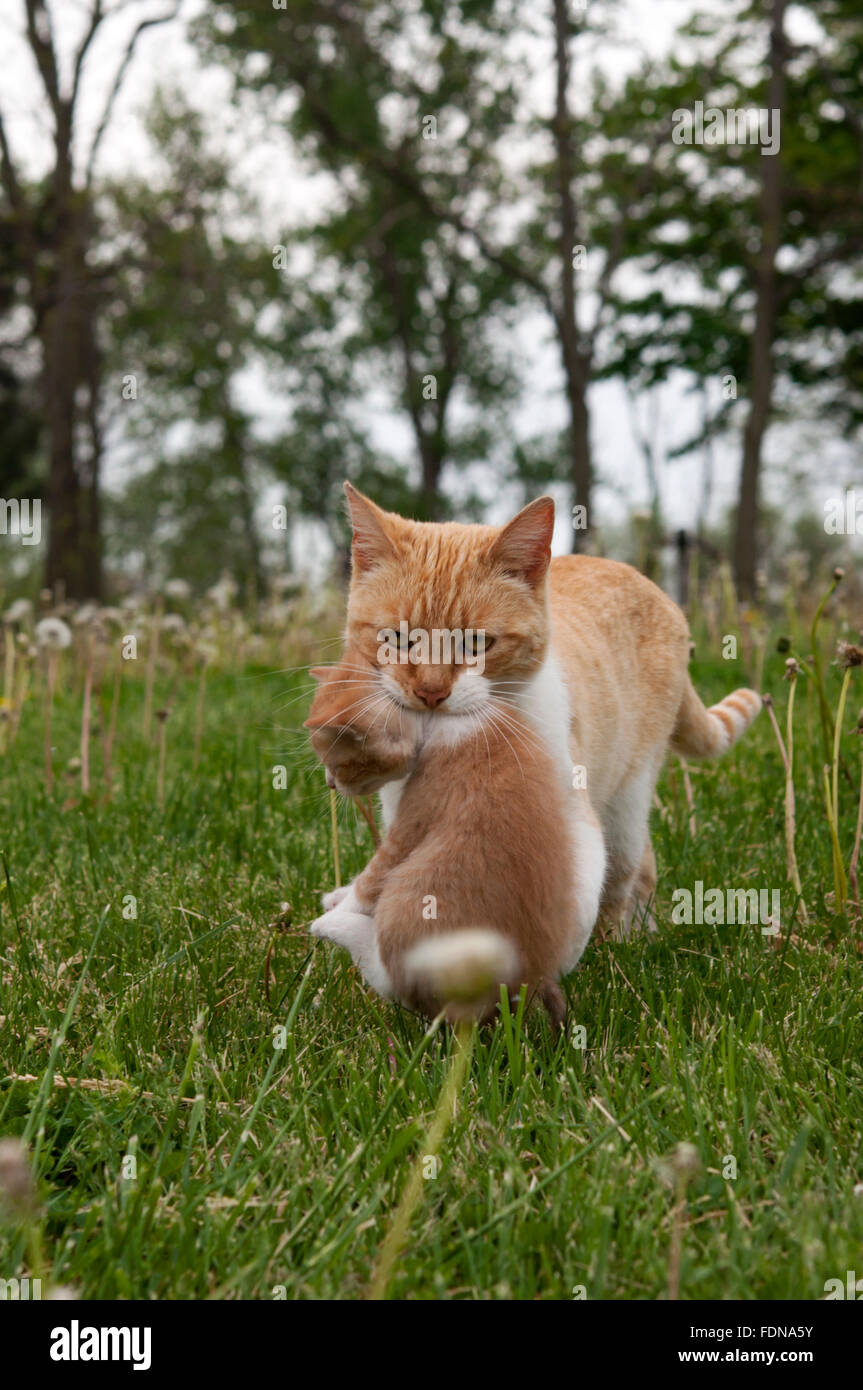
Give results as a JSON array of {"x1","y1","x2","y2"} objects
[{"x1": 671, "y1": 679, "x2": 762, "y2": 758}]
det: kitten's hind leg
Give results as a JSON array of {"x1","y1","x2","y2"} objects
[{"x1": 540, "y1": 980, "x2": 566, "y2": 1028}]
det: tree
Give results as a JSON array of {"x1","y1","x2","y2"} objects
[
  {"x1": 592, "y1": 0, "x2": 863, "y2": 592},
  {"x1": 201, "y1": 0, "x2": 525, "y2": 521},
  {"x1": 0, "y1": 0, "x2": 180, "y2": 598}
]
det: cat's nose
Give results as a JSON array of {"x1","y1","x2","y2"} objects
[{"x1": 415, "y1": 686, "x2": 449, "y2": 709}]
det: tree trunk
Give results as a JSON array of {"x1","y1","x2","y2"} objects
[
  {"x1": 734, "y1": 0, "x2": 787, "y2": 598},
  {"x1": 552, "y1": 0, "x2": 593, "y2": 552},
  {"x1": 42, "y1": 219, "x2": 103, "y2": 601}
]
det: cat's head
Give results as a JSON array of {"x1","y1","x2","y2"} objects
[
  {"x1": 304, "y1": 658, "x2": 420, "y2": 796},
  {"x1": 342, "y1": 482, "x2": 555, "y2": 720}
]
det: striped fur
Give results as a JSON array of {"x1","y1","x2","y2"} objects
[{"x1": 671, "y1": 681, "x2": 762, "y2": 758}]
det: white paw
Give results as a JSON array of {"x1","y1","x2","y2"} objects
[
  {"x1": 309, "y1": 908, "x2": 393, "y2": 998},
  {"x1": 321, "y1": 885, "x2": 351, "y2": 912},
  {"x1": 310, "y1": 906, "x2": 363, "y2": 942}
]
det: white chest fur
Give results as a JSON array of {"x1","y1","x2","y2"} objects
[{"x1": 509, "y1": 645, "x2": 573, "y2": 794}]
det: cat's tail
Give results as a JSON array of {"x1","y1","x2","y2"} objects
[{"x1": 671, "y1": 679, "x2": 762, "y2": 758}]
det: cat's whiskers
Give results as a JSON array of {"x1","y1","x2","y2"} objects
[{"x1": 479, "y1": 705, "x2": 530, "y2": 784}]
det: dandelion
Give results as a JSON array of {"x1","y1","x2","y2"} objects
[
  {"x1": 4, "y1": 598, "x2": 33, "y2": 625},
  {"x1": 164, "y1": 578, "x2": 191, "y2": 602},
  {"x1": 836, "y1": 641, "x2": 863, "y2": 670},
  {"x1": 404, "y1": 929, "x2": 519, "y2": 1014},
  {"x1": 34, "y1": 617, "x2": 72, "y2": 651},
  {"x1": 72, "y1": 602, "x2": 100, "y2": 628},
  {"x1": 664, "y1": 1142, "x2": 700, "y2": 1301},
  {"x1": 0, "y1": 1137, "x2": 36, "y2": 1217},
  {"x1": 206, "y1": 574, "x2": 238, "y2": 613},
  {"x1": 95, "y1": 607, "x2": 124, "y2": 630}
]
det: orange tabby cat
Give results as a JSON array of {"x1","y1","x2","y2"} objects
[
  {"x1": 305, "y1": 657, "x2": 578, "y2": 1022},
  {"x1": 338, "y1": 482, "x2": 761, "y2": 947}
]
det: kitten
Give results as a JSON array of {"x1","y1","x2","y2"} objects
[
  {"x1": 305, "y1": 658, "x2": 577, "y2": 1023},
  {"x1": 339, "y1": 481, "x2": 762, "y2": 947}
]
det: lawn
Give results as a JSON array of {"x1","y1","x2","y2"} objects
[{"x1": 1, "y1": 593, "x2": 862, "y2": 1300}]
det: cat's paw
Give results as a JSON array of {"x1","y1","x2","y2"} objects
[{"x1": 321, "y1": 885, "x2": 351, "y2": 912}]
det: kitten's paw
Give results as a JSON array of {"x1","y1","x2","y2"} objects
[
  {"x1": 310, "y1": 906, "x2": 373, "y2": 942},
  {"x1": 309, "y1": 909, "x2": 394, "y2": 999},
  {"x1": 321, "y1": 885, "x2": 350, "y2": 912}
]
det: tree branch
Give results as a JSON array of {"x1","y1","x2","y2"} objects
[
  {"x1": 85, "y1": 3, "x2": 181, "y2": 185},
  {"x1": 295, "y1": 76, "x2": 557, "y2": 319},
  {"x1": 23, "y1": 0, "x2": 63, "y2": 119},
  {"x1": 0, "y1": 106, "x2": 24, "y2": 211},
  {"x1": 71, "y1": 0, "x2": 106, "y2": 108}
]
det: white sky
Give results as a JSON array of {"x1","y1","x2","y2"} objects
[{"x1": 0, "y1": 0, "x2": 857, "y2": 568}]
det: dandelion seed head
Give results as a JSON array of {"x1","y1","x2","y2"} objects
[
  {"x1": 404, "y1": 928, "x2": 518, "y2": 1007},
  {"x1": 4, "y1": 598, "x2": 33, "y2": 625},
  {"x1": 0, "y1": 1137, "x2": 36, "y2": 1216},
  {"x1": 836, "y1": 640, "x2": 863, "y2": 670},
  {"x1": 34, "y1": 617, "x2": 73, "y2": 651}
]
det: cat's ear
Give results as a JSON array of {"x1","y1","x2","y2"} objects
[
  {"x1": 344, "y1": 481, "x2": 396, "y2": 572},
  {"x1": 305, "y1": 670, "x2": 347, "y2": 729},
  {"x1": 491, "y1": 496, "x2": 555, "y2": 588},
  {"x1": 304, "y1": 695, "x2": 344, "y2": 731}
]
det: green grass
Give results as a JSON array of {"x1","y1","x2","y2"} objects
[{"x1": 1, "y1": 627, "x2": 862, "y2": 1300}]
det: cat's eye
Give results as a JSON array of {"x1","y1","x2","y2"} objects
[{"x1": 467, "y1": 632, "x2": 494, "y2": 655}]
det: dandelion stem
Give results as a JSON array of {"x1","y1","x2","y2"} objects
[
  {"x1": 330, "y1": 788, "x2": 341, "y2": 889},
  {"x1": 80, "y1": 635, "x2": 93, "y2": 797},
  {"x1": 784, "y1": 680, "x2": 807, "y2": 922},
  {"x1": 193, "y1": 660, "x2": 207, "y2": 771},
  {"x1": 43, "y1": 650, "x2": 58, "y2": 795},
  {"x1": 1, "y1": 627, "x2": 15, "y2": 754},
  {"x1": 810, "y1": 573, "x2": 840, "y2": 766},
  {"x1": 822, "y1": 763, "x2": 848, "y2": 909},
  {"x1": 368, "y1": 1019, "x2": 474, "y2": 1300},
  {"x1": 143, "y1": 602, "x2": 162, "y2": 741},
  {"x1": 849, "y1": 755, "x2": 863, "y2": 928},
  {"x1": 832, "y1": 667, "x2": 851, "y2": 838},
  {"x1": 102, "y1": 659, "x2": 121, "y2": 797}
]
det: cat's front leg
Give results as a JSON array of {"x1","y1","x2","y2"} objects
[{"x1": 310, "y1": 905, "x2": 393, "y2": 998}]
